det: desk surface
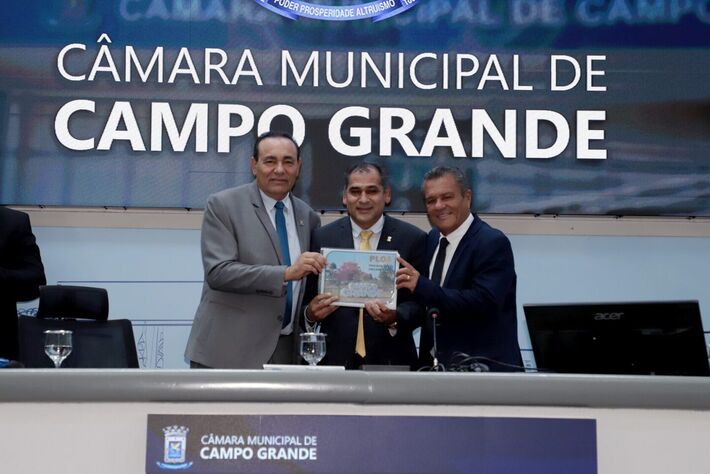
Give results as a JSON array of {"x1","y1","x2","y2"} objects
[{"x1": 1, "y1": 369, "x2": 709, "y2": 409}]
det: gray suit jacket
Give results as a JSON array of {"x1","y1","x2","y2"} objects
[{"x1": 185, "y1": 182, "x2": 320, "y2": 368}]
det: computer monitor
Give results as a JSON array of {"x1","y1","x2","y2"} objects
[{"x1": 524, "y1": 301, "x2": 710, "y2": 376}]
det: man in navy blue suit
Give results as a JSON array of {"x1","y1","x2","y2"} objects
[{"x1": 396, "y1": 166, "x2": 522, "y2": 372}]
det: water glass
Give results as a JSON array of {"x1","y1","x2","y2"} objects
[
  {"x1": 299, "y1": 332, "x2": 326, "y2": 366},
  {"x1": 44, "y1": 330, "x2": 73, "y2": 368}
]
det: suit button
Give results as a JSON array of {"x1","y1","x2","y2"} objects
[{"x1": 277, "y1": 315, "x2": 283, "y2": 322}]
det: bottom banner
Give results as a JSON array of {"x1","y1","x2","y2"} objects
[{"x1": 146, "y1": 414, "x2": 596, "y2": 473}]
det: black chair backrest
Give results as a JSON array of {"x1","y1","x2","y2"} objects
[
  {"x1": 19, "y1": 285, "x2": 138, "y2": 368},
  {"x1": 37, "y1": 285, "x2": 109, "y2": 320},
  {"x1": 18, "y1": 316, "x2": 139, "y2": 368}
]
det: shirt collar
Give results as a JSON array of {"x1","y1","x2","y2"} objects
[
  {"x1": 259, "y1": 189, "x2": 292, "y2": 213},
  {"x1": 351, "y1": 214, "x2": 385, "y2": 238},
  {"x1": 440, "y1": 213, "x2": 474, "y2": 245}
]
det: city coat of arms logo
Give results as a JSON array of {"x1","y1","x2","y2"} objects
[
  {"x1": 253, "y1": 0, "x2": 420, "y2": 22},
  {"x1": 157, "y1": 425, "x2": 193, "y2": 470}
]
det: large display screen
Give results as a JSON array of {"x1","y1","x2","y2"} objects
[{"x1": 0, "y1": 0, "x2": 708, "y2": 215}]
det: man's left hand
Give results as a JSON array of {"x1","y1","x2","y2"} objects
[{"x1": 395, "y1": 256, "x2": 419, "y2": 292}]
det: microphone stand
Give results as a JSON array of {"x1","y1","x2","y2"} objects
[{"x1": 427, "y1": 308, "x2": 442, "y2": 371}]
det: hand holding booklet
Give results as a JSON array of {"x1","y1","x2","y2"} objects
[{"x1": 318, "y1": 248, "x2": 399, "y2": 309}]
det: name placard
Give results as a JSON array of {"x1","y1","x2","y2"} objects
[{"x1": 146, "y1": 414, "x2": 596, "y2": 473}]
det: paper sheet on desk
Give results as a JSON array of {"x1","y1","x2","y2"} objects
[{"x1": 263, "y1": 364, "x2": 345, "y2": 371}]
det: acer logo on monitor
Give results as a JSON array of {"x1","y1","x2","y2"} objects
[{"x1": 593, "y1": 312, "x2": 623, "y2": 321}]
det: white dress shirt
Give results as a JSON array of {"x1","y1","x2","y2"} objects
[
  {"x1": 259, "y1": 190, "x2": 302, "y2": 335},
  {"x1": 350, "y1": 215, "x2": 384, "y2": 250},
  {"x1": 429, "y1": 213, "x2": 474, "y2": 285}
]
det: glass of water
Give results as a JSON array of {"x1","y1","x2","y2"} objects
[
  {"x1": 44, "y1": 330, "x2": 73, "y2": 368},
  {"x1": 299, "y1": 332, "x2": 326, "y2": 366}
]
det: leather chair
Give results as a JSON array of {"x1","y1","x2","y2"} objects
[{"x1": 18, "y1": 285, "x2": 139, "y2": 368}]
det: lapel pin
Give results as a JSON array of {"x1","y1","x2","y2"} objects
[
  {"x1": 386, "y1": 236, "x2": 392, "y2": 242},
  {"x1": 298, "y1": 220, "x2": 304, "y2": 226}
]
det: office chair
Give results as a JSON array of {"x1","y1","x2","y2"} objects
[{"x1": 18, "y1": 285, "x2": 139, "y2": 368}]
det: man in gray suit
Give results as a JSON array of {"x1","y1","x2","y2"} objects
[{"x1": 185, "y1": 132, "x2": 325, "y2": 368}]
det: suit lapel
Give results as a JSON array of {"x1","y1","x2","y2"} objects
[
  {"x1": 337, "y1": 217, "x2": 355, "y2": 249},
  {"x1": 442, "y1": 215, "x2": 481, "y2": 287},
  {"x1": 425, "y1": 230, "x2": 440, "y2": 275},
  {"x1": 377, "y1": 215, "x2": 396, "y2": 251},
  {"x1": 248, "y1": 182, "x2": 284, "y2": 264},
  {"x1": 290, "y1": 196, "x2": 310, "y2": 254}
]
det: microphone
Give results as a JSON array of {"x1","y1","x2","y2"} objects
[
  {"x1": 427, "y1": 307, "x2": 441, "y2": 370},
  {"x1": 469, "y1": 361, "x2": 490, "y2": 372}
]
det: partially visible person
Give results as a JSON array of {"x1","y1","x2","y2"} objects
[
  {"x1": 303, "y1": 162, "x2": 426, "y2": 369},
  {"x1": 0, "y1": 207, "x2": 46, "y2": 360},
  {"x1": 185, "y1": 131, "x2": 325, "y2": 368},
  {"x1": 396, "y1": 166, "x2": 522, "y2": 372}
]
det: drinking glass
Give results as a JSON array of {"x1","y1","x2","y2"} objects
[
  {"x1": 44, "y1": 330, "x2": 73, "y2": 368},
  {"x1": 299, "y1": 332, "x2": 326, "y2": 366}
]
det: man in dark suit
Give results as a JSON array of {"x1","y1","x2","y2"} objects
[
  {"x1": 0, "y1": 207, "x2": 46, "y2": 360},
  {"x1": 185, "y1": 132, "x2": 325, "y2": 368},
  {"x1": 303, "y1": 162, "x2": 426, "y2": 369},
  {"x1": 396, "y1": 166, "x2": 522, "y2": 372}
]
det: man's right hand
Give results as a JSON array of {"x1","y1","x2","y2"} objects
[
  {"x1": 306, "y1": 293, "x2": 339, "y2": 322},
  {"x1": 284, "y1": 252, "x2": 327, "y2": 281}
]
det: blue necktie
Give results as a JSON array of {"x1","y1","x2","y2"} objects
[{"x1": 274, "y1": 201, "x2": 292, "y2": 328}]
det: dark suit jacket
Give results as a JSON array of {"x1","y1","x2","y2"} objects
[
  {"x1": 303, "y1": 215, "x2": 426, "y2": 369},
  {"x1": 0, "y1": 207, "x2": 46, "y2": 360},
  {"x1": 415, "y1": 214, "x2": 522, "y2": 372}
]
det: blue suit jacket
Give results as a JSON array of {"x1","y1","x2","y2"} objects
[{"x1": 415, "y1": 214, "x2": 522, "y2": 371}]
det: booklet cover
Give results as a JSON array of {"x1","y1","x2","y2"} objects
[{"x1": 318, "y1": 248, "x2": 399, "y2": 309}]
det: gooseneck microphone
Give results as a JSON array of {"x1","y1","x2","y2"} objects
[{"x1": 427, "y1": 307, "x2": 441, "y2": 370}]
